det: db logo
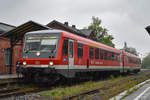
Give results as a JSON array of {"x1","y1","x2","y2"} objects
[{"x1": 35, "y1": 61, "x2": 40, "y2": 65}]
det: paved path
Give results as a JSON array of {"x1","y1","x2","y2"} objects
[{"x1": 124, "y1": 81, "x2": 150, "y2": 100}]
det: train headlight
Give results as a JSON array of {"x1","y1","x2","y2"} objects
[
  {"x1": 49, "y1": 61, "x2": 54, "y2": 66},
  {"x1": 36, "y1": 52, "x2": 40, "y2": 56},
  {"x1": 23, "y1": 61, "x2": 27, "y2": 65}
]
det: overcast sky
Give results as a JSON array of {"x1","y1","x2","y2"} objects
[{"x1": 0, "y1": 0, "x2": 150, "y2": 58}]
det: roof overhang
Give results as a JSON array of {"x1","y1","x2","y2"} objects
[
  {"x1": 0, "y1": 21, "x2": 50, "y2": 38},
  {"x1": 145, "y1": 26, "x2": 150, "y2": 35}
]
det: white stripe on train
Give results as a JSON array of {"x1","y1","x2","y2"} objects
[{"x1": 22, "y1": 65, "x2": 140, "y2": 70}]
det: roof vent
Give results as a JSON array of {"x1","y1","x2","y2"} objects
[
  {"x1": 64, "y1": 22, "x2": 68, "y2": 26},
  {"x1": 72, "y1": 25, "x2": 76, "y2": 28}
]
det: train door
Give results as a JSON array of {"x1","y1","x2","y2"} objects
[
  {"x1": 68, "y1": 39, "x2": 74, "y2": 69},
  {"x1": 120, "y1": 53, "x2": 124, "y2": 73}
]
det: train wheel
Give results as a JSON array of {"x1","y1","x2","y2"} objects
[{"x1": 23, "y1": 74, "x2": 32, "y2": 83}]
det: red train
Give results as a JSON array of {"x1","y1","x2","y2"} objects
[{"x1": 19, "y1": 29, "x2": 141, "y2": 82}]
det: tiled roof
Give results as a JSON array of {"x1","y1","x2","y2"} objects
[
  {"x1": 47, "y1": 20, "x2": 87, "y2": 37},
  {"x1": 80, "y1": 29, "x2": 93, "y2": 37}
]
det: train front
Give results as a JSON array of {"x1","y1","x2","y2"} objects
[{"x1": 19, "y1": 30, "x2": 62, "y2": 82}]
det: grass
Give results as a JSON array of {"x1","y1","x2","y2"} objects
[
  {"x1": 39, "y1": 81, "x2": 96, "y2": 99},
  {"x1": 38, "y1": 72, "x2": 150, "y2": 100}
]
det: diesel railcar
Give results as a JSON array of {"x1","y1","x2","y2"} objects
[{"x1": 19, "y1": 29, "x2": 141, "y2": 82}]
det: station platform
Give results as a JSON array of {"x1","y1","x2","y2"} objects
[
  {"x1": 0, "y1": 74, "x2": 22, "y2": 79},
  {"x1": 124, "y1": 80, "x2": 150, "y2": 100}
]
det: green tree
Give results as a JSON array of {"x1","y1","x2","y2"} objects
[
  {"x1": 88, "y1": 16, "x2": 115, "y2": 48},
  {"x1": 142, "y1": 53, "x2": 150, "y2": 68}
]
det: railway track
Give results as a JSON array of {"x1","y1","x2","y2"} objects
[
  {"x1": 0, "y1": 78, "x2": 48, "y2": 98},
  {"x1": 60, "y1": 72, "x2": 150, "y2": 100},
  {"x1": 0, "y1": 88, "x2": 20, "y2": 98},
  {"x1": 0, "y1": 70, "x2": 149, "y2": 99},
  {"x1": 0, "y1": 86, "x2": 52, "y2": 99}
]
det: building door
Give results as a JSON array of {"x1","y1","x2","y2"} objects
[{"x1": 68, "y1": 39, "x2": 74, "y2": 69}]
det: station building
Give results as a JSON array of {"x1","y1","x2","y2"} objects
[
  {"x1": 0, "y1": 21, "x2": 49, "y2": 74},
  {"x1": 0, "y1": 20, "x2": 95, "y2": 74}
]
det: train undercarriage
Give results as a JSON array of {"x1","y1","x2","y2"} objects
[{"x1": 19, "y1": 67, "x2": 140, "y2": 83}]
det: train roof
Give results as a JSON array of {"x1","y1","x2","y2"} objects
[
  {"x1": 62, "y1": 31, "x2": 121, "y2": 53},
  {"x1": 25, "y1": 29, "x2": 121, "y2": 53},
  {"x1": 25, "y1": 29, "x2": 64, "y2": 35},
  {"x1": 123, "y1": 51, "x2": 140, "y2": 59}
]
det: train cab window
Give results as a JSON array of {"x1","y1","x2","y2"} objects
[
  {"x1": 78, "y1": 43, "x2": 83, "y2": 58},
  {"x1": 90, "y1": 47, "x2": 94, "y2": 59},
  {"x1": 104, "y1": 50, "x2": 107, "y2": 60},
  {"x1": 63, "y1": 40, "x2": 68, "y2": 56},
  {"x1": 95, "y1": 48, "x2": 99, "y2": 59},
  {"x1": 100, "y1": 49, "x2": 103, "y2": 60}
]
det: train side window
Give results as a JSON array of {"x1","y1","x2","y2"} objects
[
  {"x1": 115, "y1": 54, "x2": 117, "y2": 61},
  {"x1": 95, "y1": 48, "x2": 99, "y2": 59},
  {"x1": 78, "y1": 43, "x2": 83, "y2": 58},
  {"x1": 90, "y1": 47, "x2": 94, "y2": 59},
  {"x1": 112, "y1": 52, "x2": 114, "y2": 61},
  {"x1": 63, "y1": 39, "x2": 68, "y2": 56},
  {"x1": 118, "y1": 55, "x2": 120, "y2": 62},
  {"x1": 100, "y1": 49, "x2": 103, "y2": 60},
  {"x1": 104, "y1": 50, "x2": 107, "y2": 60},
  {"x1": 108, "y1": 52, "x2": 111, "y2": 60}
]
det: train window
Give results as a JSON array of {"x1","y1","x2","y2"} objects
[
  {"x1": 78, "y1": 43, "x2": 83, "y2": 58},
  {"x1": 90, "y1": 47, "x2": 94, "y2": 59},
  {"x1": 125, "y1": 56, "x2": 127, "y2": 63},
  {"x1": 112, "y1": 52, "x2": 114, "y2": 61},
  {"x1": 95, "y1": 48, "x2": 99, "y2": 59},
  {"x1": 115, "y1": 54, "x2": 117, "y2": 61},
  {"x1": 104, "y1": 50, "x2": 107, "y2": 60},
  {"x1": 63, "y1": 40, "x2": 68, "y2": 56},
  {"x1": 69, "y1": 41, "x2": 73, "y2": 58},
  {"x1": 100, "y1": 49, "x2": 103, "y2": 60},
  {"x1": 118, "y1": 55, "x2": 120, "y2": 62},
  {"x1": 108, "y1": 52, "x2": 111, "y2": 60}
]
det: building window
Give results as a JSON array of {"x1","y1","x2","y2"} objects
[
  {"x1": 100, "y1": 49, "x2": 103, "y2": 60},
  {"x1": 63, "y1": 40, "x2": 68, "y2": 56},
  {"x1": 95, "y1": 48, "x2": 99, "y2": 59},
  {"x1": 104, "y1": 50, "x2": 107, "y2": 60},
  {"x1": 5, "y1": 48, "x2": 11, "y2": 66},
  {"x1": 90, "y1": 47, "x2": 94, "y2": 59},
  {"x1": 78, "y1": 43, "x2": 83, "y2": 58}
]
